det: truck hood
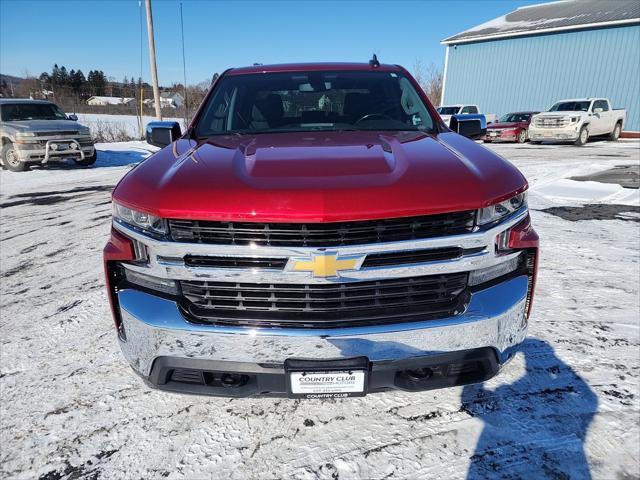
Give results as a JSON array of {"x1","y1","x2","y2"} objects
[
  {"x1": 114, "y1": 131, "x2": 527, "y2": 222},
  {"x1": 487, "y1": 122, "x2": 524, "y2": 130},
  {"x1": 3, "y1": 119, "x2": 85, "y2": 133},
  {"x1": 535, "y1": 111, "x2": 586, "y2": 118}
]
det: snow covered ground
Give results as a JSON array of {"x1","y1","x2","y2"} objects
[
  {"x1": 1, "y1": 139, "x2": 639, "y2": 479},
  {"x1": 75, "y1": 113, "x2": 186, "y2": 140}
]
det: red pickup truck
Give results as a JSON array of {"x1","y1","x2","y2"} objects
[{"x1": 104, "y1": 62, "x2": 538, "y2": 398}]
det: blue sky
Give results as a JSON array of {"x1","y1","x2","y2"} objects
[{"x1": 1, "y1": 0, "x2": 539, "y2": 86}]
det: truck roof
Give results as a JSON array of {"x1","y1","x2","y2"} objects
[
  {"x1": 0, "y1": 98, "x2": 54, "y2": 105},
  {"x1": 227, "y1": 62, "x2": 404, "y2": 75},
  {"x1": 553, "y1": 98, "x2": 607, "y2": 103}
]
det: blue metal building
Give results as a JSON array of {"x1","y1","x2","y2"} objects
[{"x1": 441, "y1": 0, "x2": 640, "y2": 133}]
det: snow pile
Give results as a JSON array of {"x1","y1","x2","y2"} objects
[{"x1": 535, "y1": 178, "x2": 640, "y2": 205}]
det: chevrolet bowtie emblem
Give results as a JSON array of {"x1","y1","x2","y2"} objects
[{"x1": 287, "y1": 251, "x2": 365, "y2": 278}]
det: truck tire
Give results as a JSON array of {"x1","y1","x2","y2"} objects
[
  {"x1": 1, "y1": 142, "x2": 28, "y2": 172},
  {"x1": 609, "y1": 122, "x2": 622, "y2": 141},
  {"x1": 574, "y1": 126, "x2": 589, "y2": 146},
  {"x1": 75, "y1": 151, "x2": 97, "y2": 166},
  {"x1": 517, "y1": 130, "x2": 527, "y2": 143}
]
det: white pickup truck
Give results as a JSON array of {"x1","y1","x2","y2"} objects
[
  {"x1": 437, "y1": 105, "x2": 498, "y2": 126},
  {"x1": 529, "y1": 98, "x2": 626, "y2": 146}
]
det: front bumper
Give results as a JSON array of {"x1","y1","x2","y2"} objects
[
  {"x1": 529, "y1": 125, "x2": 580, "y2": 142},
  {"x1": 117, "y1": 274, "x2": 529, "y2": 397},
  {"x1": 484, "y1": 131, "x2": 519, "y2": 142},
  {"x1": 15, "y1": 139, "x2": 94, "y2": 163}
]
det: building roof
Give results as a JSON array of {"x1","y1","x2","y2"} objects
[
  {"x1": 160, "y1": 91, "x2": 183, "y2": 99},
  {"x1": 442, "y1": 0, "x2": 640, "y2": 44},
  {"x1": 88, "y1": 96, "x2": 134, "y2": 104}
]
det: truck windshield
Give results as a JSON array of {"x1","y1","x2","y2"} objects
[
  {"x1": 0, "y1": 103, "x2": 68, "y2": 121},
  {"x1": 195, "y1": 70, "x2": 435, "y2": 137},
  {"x1": 549, "y1": 101, "x2": 590, "y2": 112},
  {"x1": 437, "y1": 107, "x2": 460, "y2": 115}
]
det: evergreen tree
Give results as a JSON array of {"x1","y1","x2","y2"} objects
[
  {"x1": 51, "y1": 64, "x2": 61, "y2": 85},
  {"x1": 59, "y1": 66, "x2": 69, "y2": 86}
]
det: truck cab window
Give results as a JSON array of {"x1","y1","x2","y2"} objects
[{"x1": 196, "y1": 70, "x2": 436, "y2": 137}]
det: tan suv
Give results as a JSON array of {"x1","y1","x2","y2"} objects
[{"x1": 0, "y1": 99, "x2": 95, "y2": 171}]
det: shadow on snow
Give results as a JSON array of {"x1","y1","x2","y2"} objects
[{"x1": 463, "y1": 338, "x2": 597, "y2": 480}]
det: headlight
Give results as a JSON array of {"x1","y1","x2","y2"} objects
[
  {"x1": 113, "y1": 202, "x2": 167, "y2": 236},
  {"x1": 477, "y1": 192, "x2": 527, "y2": 226},
  {"x1": 79, "y1": 128, "x2": 91, "y2": 136},
  {"x1": 569, "y1": 116, "x2": 580, "y2": 123},
  {"x1": 16, "y1": 132, "x2": 36, "y2": 137}
]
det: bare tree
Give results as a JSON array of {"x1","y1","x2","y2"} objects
[{"x1": 413, "y1": 59, "x2": 443, "y2": 106}]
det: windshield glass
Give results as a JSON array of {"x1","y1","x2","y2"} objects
[
  {"x1": 549, "y1": 101, "x2": 590, "y2": 112},
  {"x1": 195, "y1": 70, "x2": 435, "y2": 137},
  {"x1": 0, "y1": 103, "x2": 67, "y2": 121},
  {"x1": 498, "y1": 113, "x2": 532, "y2": 123},
  {"x1": 437, "y1": 106, "x2": 460, "y2": 115}
]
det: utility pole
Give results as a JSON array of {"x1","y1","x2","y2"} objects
[{"x1": 145, "y1": 0, "x2": 162, "y2": 120}]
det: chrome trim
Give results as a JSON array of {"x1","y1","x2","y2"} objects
[
  {"x1": 117, "y1": 275, "x2": 529, "y2": 376},
  {"x1": 112, "y1": 208, "x2": 528, "y2": 284}
]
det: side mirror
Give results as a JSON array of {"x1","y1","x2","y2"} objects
[
  {"x1": 593, "y1": 107, "x2": 603, "y2": 114},
  {"x1": 67, "y1": 114, "x2": 78, "y2": 121},
  {"x1": 145, "y1": 121, "x2": 182, "y2": 148},
  {"x1": 450, "y1": 114, "x2": 487, "y2": 140}
]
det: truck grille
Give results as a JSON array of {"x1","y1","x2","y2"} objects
[
  {"x1": 34, "y1": 131, "x2": 79, "y2": 136},
  {"x1": 179, "y1": 272, "x2": 469, "y2": 328},
  {"x1": 169, "y1": 211, "x2": 476, "y2": 247},
  {"x1": 534, "y1": 117, "x2": 569, "y2": 128}
]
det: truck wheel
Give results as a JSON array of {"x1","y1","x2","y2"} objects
[
  {"x1": 574, "y1": 127, "x2": 589, "y2": 146},
  {"x1": 517, "y1": 130, "x2": 527, "y2": 143},
  {"x1": 1, "y1": 142, "x2": 28, "y2": 172},
  {"x1": 609, "y1": 122, "x2": 622, "y2": 141},
  {"x1": 75, "y1": 151, "x2": 97, "y2": 166}
]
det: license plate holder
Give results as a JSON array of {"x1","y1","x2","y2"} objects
[{"x1": 285, "y1": 357, "x2": 369, "y2": 399}]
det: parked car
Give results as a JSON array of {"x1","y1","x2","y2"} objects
[
  {"x1": 104, "y1": 61, "x2": 538, "y2": 398},
  {"x1": 529, "y1": 98, "x2": 626, "y2": 146},
  {"x1": 0, "y1": 99, "x2": 96, "y2": 171},
  {"x1": 437, "y1": 104, "x2": 498, "y2": 126},
  {"x1": 484, "y1": 112, "x2": 539, "y2": 143}
]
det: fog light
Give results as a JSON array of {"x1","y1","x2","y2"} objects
[
  {"x1": 123, "y1": 267, "x2": 178, "y2": 295},
  {"x1": 406, "y1": 368, "x2": 432, "y2": 381},
  {"x1": 468, "y1": 254, "x2": 521, "y2": 286},
  {"x1": 70, "y1": 143, "x2": 78, "y2": 150},
  {"x1": 50, "y1": 143, "x2": 58, "y2": 151}
]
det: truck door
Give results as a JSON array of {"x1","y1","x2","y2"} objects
[{"x1": 591, "y1": 100, "x2": 611, "y2": 134}]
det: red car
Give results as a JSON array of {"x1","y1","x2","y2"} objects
[
  {"x1": 104, "y1": 61, "x2": 538, "y2": 398},
  {"x1": 484, "y1": 112, "x2": 539, "y2": 143}
]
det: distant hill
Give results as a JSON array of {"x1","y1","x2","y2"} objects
[{"x1": 0, "y1": 74, "x2": 24, "y2": 88}]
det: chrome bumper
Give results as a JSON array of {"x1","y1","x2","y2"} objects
[
  {"x1": 529, "y1": 126, "x2": 580, "y2": 141},
  {"x1": 15, "y1": 140, "x2": 94, "y2": 163},
  {"x1": 118, "y1": 274, "x2": 529, "y2": 378}
]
